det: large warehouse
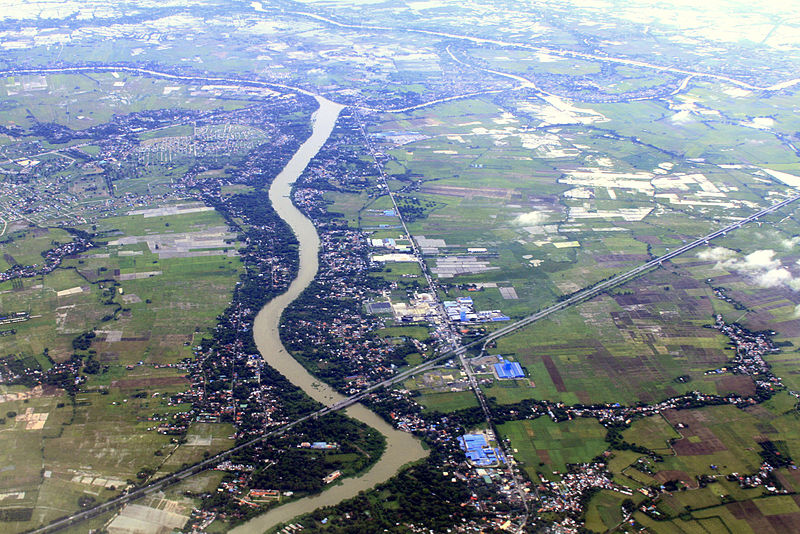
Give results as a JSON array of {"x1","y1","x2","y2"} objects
[{"x1": 494, "y1": 360, "x2": 525, "y2": 379}]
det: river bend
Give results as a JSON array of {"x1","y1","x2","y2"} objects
[{"x1": 231, "y1": 97, "x2": 426, "y2": 534}]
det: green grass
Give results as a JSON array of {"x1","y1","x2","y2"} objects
[
  {"x1": 584, "y1": 490, "x2": 632, "y2": 532},
  {"x1": 480, "y1": 379, "x2": 538, "y2": 404},
  {"x1": 153, "y1": 423, "x2": 235, "y2": 477},
  {"x1": 0, "y1": 204, "x2": 244, "y2": 530},
  {"x1": 0, "y1": 268, "x2": 111, "y2": 360},
  {"x1": 486, "y1": 270, "x2": 746, "y2": 406},
  {"x1": 417, "y1": 391, "x2": 478, "y2": 412},
  {"x1": 632, "y1": 493, "x2": 800, "y2": 534},
  {"x1": 92, "y1": 207, "x2": 224, "y2": 237},
  {"x1": 0, "y1": 205, "x2": 243, "y2": 364},
  {"x1": 370, "y1": 262, "x2": 423, "y2": 281},
  {"x1": 623, "y1": 415, "x2": 681, "y2": 453},
  {"x1": 499, "y1": 417, "x2": 608, "y2": 481},
  {"x1": 377, "y1": 325, "x2": 430, "y2": 341},
  {"x1": 621, "y1": 404, "x2": 800, "y2": 487},
  {"x1": 0, "y1": 228, "x2": 74, "y2": 268}
]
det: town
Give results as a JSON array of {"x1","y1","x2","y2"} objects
[{"x1": 2, "y1": 2, "x2": 800, "y2": 534}]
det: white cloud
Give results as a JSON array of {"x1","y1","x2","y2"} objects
[
  {"x1": 670, "y1": 110, "x2": 693, "y2": 124},
  {"x1": 782, "y1": 236, "x2": 800, "y2": 249},
  {"x1": 732, "y1": 249, "x2": 782, "y2": 273},
  {"x1": 753, "y1": 267, "x2": 792, "y2": 288},
  {"x1": 697, "y1": 247, "x2": 735, "y2": 262},
  {"x1": 712, "y1": 249, "x2": 800, "y2": 291},
  {"x1": 514, "y1": 211, "x2": 547, "y2": 225}
]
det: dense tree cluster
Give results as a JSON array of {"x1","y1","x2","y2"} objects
[{"x1": 298, "y1": 458, "x2": 478, "y2": 533}]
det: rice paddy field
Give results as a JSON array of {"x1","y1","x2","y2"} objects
[
  {"x1": 0, "y1": 207, "x2": 242, "y2": 364},
  {"x1": 498, "y1": 417, "x2": 608, "y2": 482},
  {"x1": 635, "y1": 494, "x2": 800, "y2": 534},
  {"x1": 574, "y1": 393, "x2": 800, "y2": 532},
  {"x1": 0, "y1": 205, "x2": 243, "y2": 531},
  {"x1": 0, "y1": 380, "x2": 234, "y2": 532},
  {"x1": 486, "y1": 268, "x2": 747, "y2": 406},
  {"x1": 3, "y1": 2, "x2": 800, "y2": 532},
  {"x1": 357, "y1": 90, "x2": 798, "y2": 337},
  {"x1": 0, "y1": 72, "x2": 251, "y2": 131},
  {"x1": 357, "y1": 76, "x2": 800, "y2": 533}
]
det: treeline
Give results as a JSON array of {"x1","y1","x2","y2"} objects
[
  {"x1": 189, "y1": 185, "x2": 314, "y2": 429},
  {"x1": 281, "y1": 281, "x2": 363, "y2": 388},
  {"x1": 201, "y1": 412, "x2": 385, "y2": 522},
  {"x1": 282, "y1": 401, "x2": 491, "y2": 533},
  {"x1": 292, "y1": 458, "x2": 478, "y2": 533}
]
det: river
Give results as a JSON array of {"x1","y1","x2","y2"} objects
[{"x1": 230, "y1": 97, "x2": 427, "y2": 534}]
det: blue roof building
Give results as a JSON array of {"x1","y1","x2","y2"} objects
[
  {"x1": 459, "y1": 433, "x2": 505, "y2": 467},
  {"x1": 494, "y1": 360, "x2": 525, "y2": 379}
]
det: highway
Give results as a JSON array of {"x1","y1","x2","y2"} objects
[
  {"x1": 480, "y1": 192, "x2": 800, "y2": 348},
  {"x1": 26, "y1": 193, "x2": 800, "y2": 533},
  {"x1": 330, "y1": 191, "x2": 800, "y2": 405}
]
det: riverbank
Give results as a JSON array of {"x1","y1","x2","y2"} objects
[{"x1": 231, "y1": 97, "x2": 426, "y2": 534}]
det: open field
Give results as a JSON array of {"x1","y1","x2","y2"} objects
[
  {"x1": 367, "y1": 89, "x2": 796, "y2": 341},
  {"x1": 487, "y1": 267, "x2": 743, "y2": 406},
  {"x1": 584, "y1": 489, "x2": 639, "y2": 533},
  {"x1": 418, "y1": 391, "x2": 478, "y2": 412},
  {"x1": 0, "y1": 72, "x2": 253, "y2": 131},
  {"x1": 579, "y1": 395, "x2": 800, "y2": 532},
  {"x1": 0, "y1": 203, "x2": 244, "y2": 530},
  {"x1": 626, "y1": 405, "x2": 768, "y2": 484},
  {"x1": 622, "y1": 414, "x2": 681, "y2": 454},
  {"x1": 0, "y1": 207, "x2": 242, "y2": 364},
  {"x1": 0, "y1": 228, "x2": 75, "y2": 269},
  {"x1": 376, "y1": 325, "x2": 431, "y2": 341},
  {"x1": 498, "y1": 417, "x2": 607, "y2": 482},
  {"x1": 0, "y1": 368, "x2": 235, "y2": 531},
  {"x1": 634, "y1": 494, "x2": 800, "y2": 534}
]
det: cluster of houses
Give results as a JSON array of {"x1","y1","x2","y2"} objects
[
  {"x1": 537, "y1": 463, "x2": 630, "y2": 515},
  {"x1": 0, "y1": 235, "x2": 94, "y2": 283},
  {"x1": 712, "y1": 315, "x2": 783, "y2": 392}
]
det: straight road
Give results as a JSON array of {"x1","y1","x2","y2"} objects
[
  {"x1": 26, "y1": 193, "x2": 800, "y2": 534},
  {"x1": 481, "y1": 192, "x2": 800, "y2": 347}
]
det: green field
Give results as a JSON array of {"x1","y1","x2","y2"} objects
[
  {"x1": 498, "y1": 417, "x2": 608, "y2": 481},
  {"x1": 377, "y1": 325, "x2": 430, "y2": 341},
  {"x1": 621, "y1": 402, "x2": 800, "y2": 484},
  {"x1": 0, "y1": 207, "x2": 242, "y2": 364},
  {"x1": 0, "y1": 228, "x2": 75, "y2": 269},
  {"x1": 584, "y1": 490, "x2": 633, "y2": 532},
  {"x1": 634, "y1": 493, "x2": 800, "y2": 534},
  {"x1": 418, "y1": 390, "x2": 478, "y2": 412},
  {"x1": 0, "y1": 378, "x2": 238, "y2": 531},
  {"x1": 484, "y1": 266, "x2": 753, "y2": 406},
  {"x1": 0, "y1": 205, "x2": 245, "y2": 530}
]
